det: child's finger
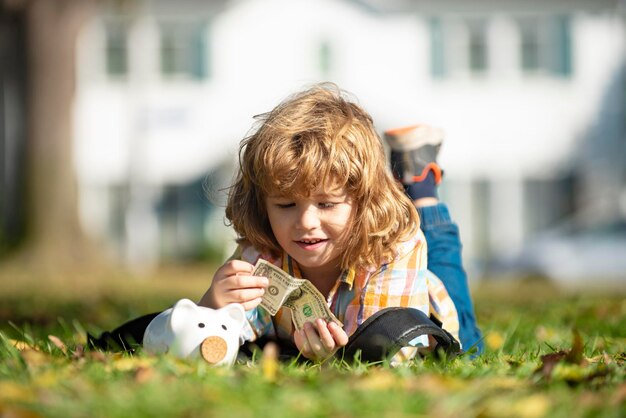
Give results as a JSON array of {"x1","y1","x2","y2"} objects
[
  {"x1": 240, "y1": 297, "x2": 263, "y2": 311},
  {"x1": 218, "y1": 260, "x2": 255, "y2": 276},
  {"x1": 231, "y1": 274, "x2": 269, "y2": 290},
  {"x1": 294, "y1": 329, "x2": 312, "y2": 357},
  {"x1": 328, "y1": 321, "x2": 349, "y2": 347},
  {"x1": 314, "y1": 318, "x2": 336, "y2": 351},
  {"x1": 228, "y1": 287, "x2": 265, "y2": 303},
  {"x1": 303, "y1": 321, "x2": 327, "y2": 358}
]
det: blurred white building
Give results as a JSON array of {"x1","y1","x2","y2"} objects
[{"x1": 73, "y1": 0, "x2": 626, "y2": 277}]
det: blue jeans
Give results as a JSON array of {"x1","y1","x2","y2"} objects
[{"x1": 417, "y1": 203, "x2": 483, "y2": 354}]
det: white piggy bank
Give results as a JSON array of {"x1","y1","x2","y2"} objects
[{"x1": 143, "y1": 298, "x2": 246, "y2": 366}]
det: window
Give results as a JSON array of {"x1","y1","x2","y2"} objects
[
  {"x1": 551, "y1": 15, "x2": 572, "y2": 76},
  {"x1": 517, "y1": 15, "x2": 572, "y2": 77},
  {"x1": 429, "y1": 16, "x2": 489, "y2": 78},
  {"x1": 318, "y1": 40, "x2": 332, "y2": 78},
  {"x1": 467, "y1": 19, "x2": 488, "y2": 73},
  {"x1": 105, "y1": 20, "x2": 128, "y2": 77},
  {"x1": 429, "y1": 14, "x2": 572, "y2": 79},
  {"x1": 159, "y1": 21, "x2": 209, "y2": 80},
  {"x1": 429, "y1": 17, "x2": 446, "y2": 78},
  {"x1": 519, "y1": 18, "x2": 540, "y2": 71}
]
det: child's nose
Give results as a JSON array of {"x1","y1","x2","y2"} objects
[{"x1": 296, "y1": 206, "x2": 321, "y2": 230}]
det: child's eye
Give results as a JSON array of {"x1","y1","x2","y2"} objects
[
  {"x1": 276, "y1": 203, "x2": 295, "y2": 209},
  {"x1": 318, "y1": 202, "x2": 335, "y2": 209}
]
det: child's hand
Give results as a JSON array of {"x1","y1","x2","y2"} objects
[
  {"x1": 294, "y1": 318, "x2": 349, "y2": 361},
  {"x1": 200, "y1": 260, "x2": 269, "y2": 311}
]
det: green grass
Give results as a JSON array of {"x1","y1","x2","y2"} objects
[{"x1": 0, "y1": 267, "x2": 624, "y2": 418}]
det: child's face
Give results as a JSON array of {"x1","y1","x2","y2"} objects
[{"x1": 265, "y1": 185, "x2": 353, "y2": 282}]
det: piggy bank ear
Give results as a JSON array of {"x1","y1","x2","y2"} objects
[
  {"x1": 169, "y1": 298, "x2": 199, "y2": 332},
  {"x1": 222, "y1": 303, "x2": 246, "y2": 326}
]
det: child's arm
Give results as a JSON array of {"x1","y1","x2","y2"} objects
[{"x1": 199, "y1": 260, "x2": 269, "y2": 311}]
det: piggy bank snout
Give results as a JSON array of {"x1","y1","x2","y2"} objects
[{"x1": 200, "y1": 336, "x2": 228, "y2": 364}]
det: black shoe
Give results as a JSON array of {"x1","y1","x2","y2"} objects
[{"x1": 384, "y1": 124, "x2": 444, "y2": 185}]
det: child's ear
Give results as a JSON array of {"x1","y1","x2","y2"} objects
[
  {"x1": 222, "y1": 303, "x2": 246, "y2": 325},
  {"x1": 169, "y1": 298, "x2": 199, "y2": 331}
]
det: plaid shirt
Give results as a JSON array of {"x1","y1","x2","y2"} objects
[{"x1": 236, "y1": 229, "x2": 460, "y2": 350}]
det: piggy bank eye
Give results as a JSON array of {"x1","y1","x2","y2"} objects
[
  {"x1": 221, "y1": 325, "x2": 227, "y2": 331},
  {"x1": 198, "y1": 323, "x2": 205, "y2": 328}
]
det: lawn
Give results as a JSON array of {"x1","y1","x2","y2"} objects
[{"x1": 0, "y1": 265, "x2": 624, "y2": 418}]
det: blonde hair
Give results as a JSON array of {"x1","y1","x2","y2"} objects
[{"x1": 226, "y1": 83, "x2": 420, "y2": 270}]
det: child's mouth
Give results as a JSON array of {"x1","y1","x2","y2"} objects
[{"x1": 295, "y1": 239, "x2": 327, "y2": 250}]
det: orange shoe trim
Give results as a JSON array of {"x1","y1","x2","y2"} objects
[
  {"x1": 384, "y1": 125, "x2": 423, "y2": 136},
  {"x1": 411, "y1": 163, "x2": 442, "y2": 185}
]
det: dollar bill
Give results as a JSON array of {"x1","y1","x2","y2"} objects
[
  {"x1": 252, "y1": 259, "x2": 342, "y2": 329},
  {"x1": 253, "y1": 259, "x2": 305, "y2": 315},
  {"x1": 283, "y1": 280, "x2": 342, "y2": 330}
]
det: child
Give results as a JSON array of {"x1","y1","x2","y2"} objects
[{"x1": 199, "y1": 83, "x2": 481, "y2": 360}]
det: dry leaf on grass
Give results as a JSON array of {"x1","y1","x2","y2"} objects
[
  {"x1": 354, "y1": 370, "x2": 397, "y2": 391},
  {"x1": 611, "y1": 383, "x2": 626, "y2": 406},
  {"x1": 511, "y1": 394, "x2": 552, "y2": 418},
  {"x1": 7, "y1": 340, "x2": 33, "y2": 351},
  {"x1": 564, "y1": 330, "x2": 584, "y2": 365},
  {"x1": 134, "y1": 366, "x2": 156, "y2": 383},
  {"x1": 19, "y1": 349, "x2": 51, "y2": 369},
  {"x1": 485, "y1": 331, "x2": 504, "y2": 351},
  {"x1": 0, "y1": 405, "x2": 43, "y2": 418},
  {"x1": 0, "y1": 382, "x2": 35, "y2": 403},
  {"x1": 536, "y1": 330, "x2": 585, "y2": 379},
  {"x1": 261, "y1": 342, "x2": 279, "y2": 382},
  {"x1": 535, "y1": 330, "x2": 613, "y2": 385},
  {"x1": 47, "y1": 335, "x2": 67, "y2": 355},
  {"x1": 109, "y1": 356, "x2": 156, "y2": 372}
]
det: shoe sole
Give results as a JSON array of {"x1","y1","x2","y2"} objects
[{"x1": 384, "y1": 124, "x2": 444, "y2": 151}]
